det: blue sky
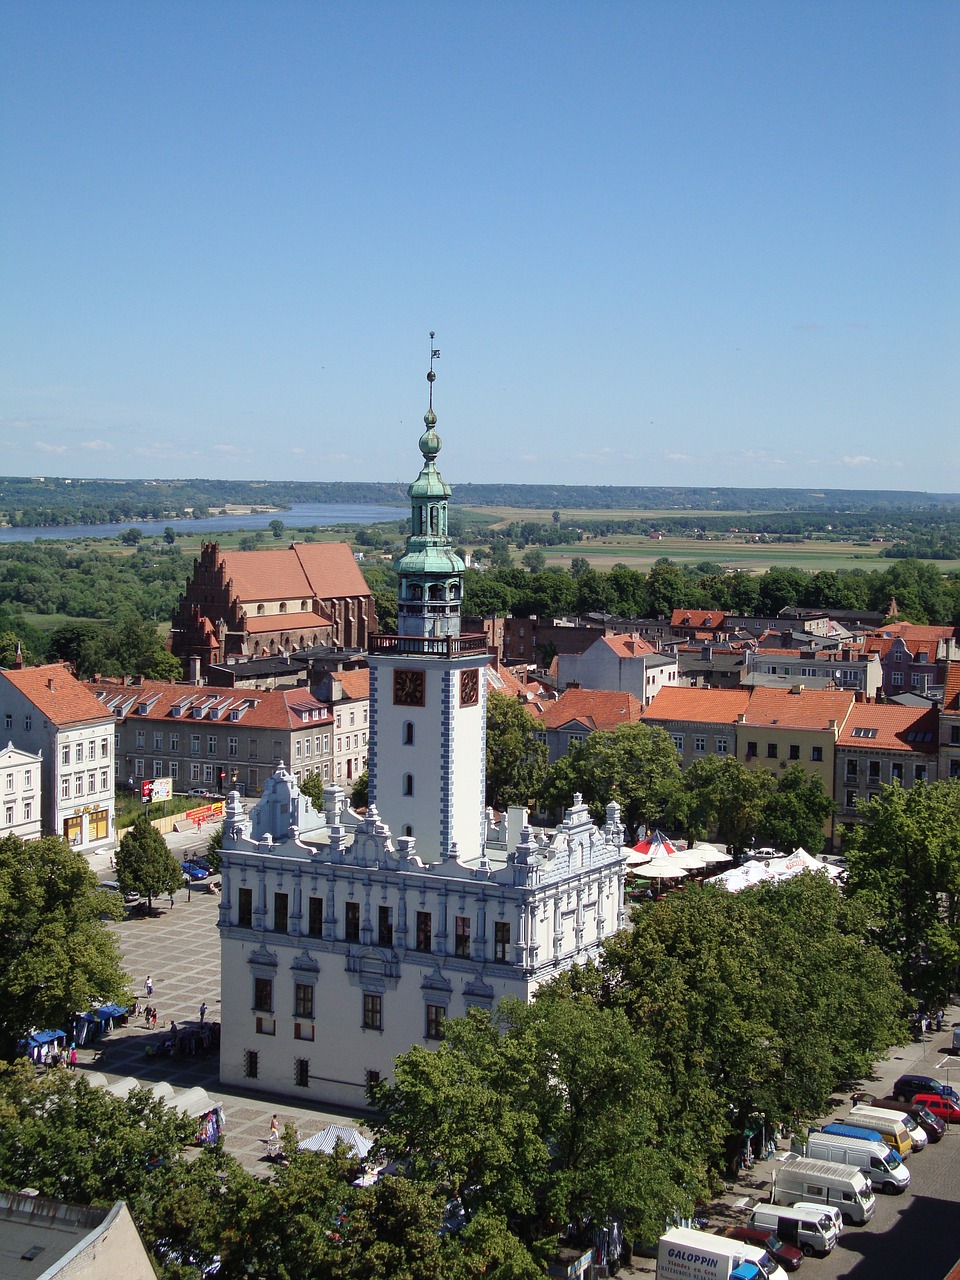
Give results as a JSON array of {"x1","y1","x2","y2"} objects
[{"x1": 1, "y1": 1, "x2": 957, "y2": 491}]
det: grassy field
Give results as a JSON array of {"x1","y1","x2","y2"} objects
[{"x1": 466, "y1": 505, "x2": 765, "y2": 529}]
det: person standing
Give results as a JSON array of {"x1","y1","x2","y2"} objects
[
  {"x1": 145, "y1": 975, "x2": 153, "y2": 996},
  {"x1": 68, "y1": 1045, "x2": 77, "y2": 1071},
  {"x1": 168, "y1": 891, "x2": 175, "y2": 909},
  {"x1": 199, "y1": 1001, "x2": 207, "y2": 1025}
]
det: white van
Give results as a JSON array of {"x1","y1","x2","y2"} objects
[
  {"x1": 772, "y1": 1155, "x2": 876, "y2": 1224},
  {"x1": 749, "y1": 1203, "x2": 840, "y2": 1256},
  {"x1": 805, "y1": 1131, "x2": 910, "y2": 1193},
  {"x1": 848, "y1": 1103, "x2": 926, "y2": 1152}
]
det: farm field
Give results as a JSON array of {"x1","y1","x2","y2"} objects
[
  {"x1": 516, "y1": 536, "x2": 960, "y2": 576},
  {"x1": 467, "y1": 506, "x2": 763, "y2": 528}
]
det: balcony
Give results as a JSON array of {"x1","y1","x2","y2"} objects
[{"x1": 369, "y1": 633, "x2": 488, "y2": 658}]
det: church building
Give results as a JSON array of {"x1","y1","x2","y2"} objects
[{"x1": 217, "y1": 354, "x2": 628, "y2": 1108}]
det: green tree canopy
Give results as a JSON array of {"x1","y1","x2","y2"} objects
[
  {"x1": 844, "y1": 780, "x2": 960, "y2": 1002},
  {"x1": 116, "y1": 813, "x2": 183, "y2": 908},
  {"x1": 672, "y1": 755, "x2": 775, "y2": 852},
  {"x1": 540, "y1": 722, "x2": 682, "y2": 837},
  {"x1": 0, "y1": 834, "x2": 127, "y2": 1058},
  {"x1": 755, "y1": 762, "x2": 836, "y2": 854},
  {"x1": 485, "y1": 691, "x2": 548, "y2": 811}
]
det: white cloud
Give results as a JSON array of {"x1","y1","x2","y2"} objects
[
  {"x1": 36, "y1": 441, "x2": 68, "y2": 454},
  {"x1": 665, "y1": 452, "x2": 693, "y2": 463},
  {"x1": 838, "y1": 455, "x2": 879, "y2": 467},
  {"x1": 80, "y1": 439, "x2": 112, "y2": 451}
]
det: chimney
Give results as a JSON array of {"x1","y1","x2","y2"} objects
[
  {"x1": 47, "y1": 677, "x2": 55, "y2": 691},
  {"x1": 829, "y1": 719, "x2": 838, "y2": 730},
  {"x1": 13, "y1": 642, "x2": 23, "y2": 670},
  {"x1": 189, "y1": 656, "x2": 201, "y2": 685},
  {"x1": 736, "y1": 712, "x2": 747, "y2": 723}
]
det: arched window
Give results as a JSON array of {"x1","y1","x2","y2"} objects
[
  {"x1": 301, "y1": 599, "x2": 309, "y2": 611},
  {"x1": 408, "y1": 583, "x2": 423, "y2": 601},
  {"x1": 403, "y1": 825, "x2": 413, "y2": 837},
  {"x1": 403, "y1": 722, "x2": 414, "y2": 746},
  {"x1": 279, "y1": 602, "x2": 287, "y2": 614},
  {"x1": 420, "y1": 508, "x2": 427, "y2": 533},
  {"x1": 430, "y1": 506, "x2": 439, "y2": 535},
  {"x1": 449, "y1": 582, "x2": 460, "y2": 600},
  {"x1": 428, "y1": 584, "x2": 442, "y2": 601},
  {"x1": 403, "y1": 774, "x2": 414, "y2": 797},
  {"x1": 257, "y1": 604, "x2": 265, "y2": 616}
]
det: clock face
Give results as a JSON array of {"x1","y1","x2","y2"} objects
[
  {"x1": 460, "y1": 668, "x2": 479, "y2": 707},
  {"x1": 393, "y1": 668, "x2": 425, "y2": 707}
]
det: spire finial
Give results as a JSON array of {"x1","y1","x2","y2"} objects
[{"x1": 427, "y1": 331, "x2": 440, "y2": 415}]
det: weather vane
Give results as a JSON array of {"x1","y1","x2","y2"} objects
[{"x1": 427, "y1": 331, "x2": 440, "y2": 411}]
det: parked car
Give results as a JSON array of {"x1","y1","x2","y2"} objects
[
  {"x1": 872, "y1": 1095, "x2": 946, "y2": 1142},
  {"x1": 911, "y1": 1092, "x2": 960, "y2": 1123},
  {"x1": 190, "y1": 856, "x2": 213, "y2": 873},
  {"x1": 100, "y1": 880, "x2": 140, "y2": 906},
  {"x1": 892, "y1": 1073, "x2": 960, "y2": 1103},
  {"x1": 180, "y1": 861, "x2": 209, "y2": 881},
  {"x1": 726, "y1": 1226, "x2": 804, "y2": 1272}
]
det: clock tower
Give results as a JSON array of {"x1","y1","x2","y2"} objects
[{"x1": 366, "y1": 339, "x2": 490, "y2": 861}]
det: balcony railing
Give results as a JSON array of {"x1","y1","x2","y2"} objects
[{"x1": 368, "y1": 633, "x2": 488, "y2": 658}]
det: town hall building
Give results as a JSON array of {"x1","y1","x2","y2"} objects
[{"x1": 217, "y1": 358, "x2": 629, "y2": 1108}]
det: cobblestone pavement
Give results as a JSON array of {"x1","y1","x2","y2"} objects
[{"x1": 85, "y1": 826, "x2": 373, "y2": 1175}]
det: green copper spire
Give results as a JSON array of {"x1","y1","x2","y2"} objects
[{"x1": 395, "y1": 334, "x2": 465, "y2": 639}]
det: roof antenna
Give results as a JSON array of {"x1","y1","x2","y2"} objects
[{"x1": 427, "y1": 331, "x2": 440, "y2": 413}]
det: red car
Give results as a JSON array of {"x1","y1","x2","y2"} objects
[
  {"x1": 725, "y1": 1225, "x2": 804, "y2": 1272},
  {"x1": 912, "y1": 1092, "x2": 960, "y2": 1122}
]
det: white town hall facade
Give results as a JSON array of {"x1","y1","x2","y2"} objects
[{"x1": 218, "y1": 361, "x2": 628, "y2": 1108}]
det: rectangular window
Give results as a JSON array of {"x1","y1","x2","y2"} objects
[
  {"x1": 191, "y1": 734, "x2": 201, "y2": 754},
  {"x1": 846, "y1": 759, "x2": 858, "y2": 777},
  {"x1": 4, "y1": 773, "x2": 12, "y2": 793},
  {"x1": 425, "y1": 1004, "x2": 446, "y2": 1040},
  {"x1": 811, "y1": 746, "x2": 823, "y2": 762},
  {"x1": 846, "y1": 789, "x2": 857, "y2": 809},
  {"x1": 168, "y1": 732, "x2": 179, "y2": 753},
  {"x1": 294, "y1": 983, "x2": 314, "y2": 1018},
  {"x1": 891, "y1": 670, "x2": 904, "y2": 687},
  {"x1": 238, "y1": 887, "x2": 253, "y2": 928},
  {"x1": 415, "y1": 911, "x2": 432, "y2": 953},
  {"x1": 716, "y1": 737, "x2": 729, "y2": 755},
  {"x1": 135, "y1": 730, "x2": 145, "y2": 749},
  {"x1": 952, "y1": 726, "x2": 960, "y2": 745},
  {"x1": 190, "y1": 762, "x2": 201, "y2": 782},
  {"x1": 868, "y1": 760, "x2": 881, "y2": 780},
  {"x1": 62, "y1": 744, "x2": 70, "y2": 766},
  {"x1": 294, "y1": 1057, "x2": 310, "y2": 1087},
  {"x1": 363, "y1": 993, "x2": 382, "y2": 1030},
  {"x1": 494, "y1": 920, "x2": 511, "y2": 963},
  {"x1": 207, "y1": 735, "x2": 217, "y2": 755},
  {"x1": 23, "y1": 770, "x2": 31, "y2": 789},
  {"x1": 5, "y1": 805, "x2": 14, "y2": 825},
  {"x1": 789, "y1": 744, "x2": 800, "y2": 760},
  {"x1": 365, "y1": 1069, "x2": 380, "y2": 1098},
  {"x1": 228, "y1": 736, "x2": 238, "y2": 757},
  {"x1": 23, "y1": 801, "x2": 31, "y2": 822},
  {"x1": 294, "y1": 1023, "x2": 314, "y2": 1042},
  {"x1": 256, "y1": 1016, "x2": 275, "y2": 1036},
  {"x1": 170, "y1": 761, "x2": 179, "y2": 780},
  {"x1": 24, "y1": 716, "x2": 31, "y2": 731},
  {"x1": 203, "y1": 764, "x2": 214, "y2": 783},
  {"x1": 315, "y1": 735, "x2": 322, "y2": 754},
  {"x1": 254, "y1": 977, "x2": 273, "y2": 1012},
  {"x1": 89, "y1": 771, "x2": 98, "y2": 792},
  {"x1": 455, "y1": 915, "x2": 471, "y2": 959},
  {"x1": 134, "y1": 759, "x2": 144, "y2": 778},
  {"x1": 693, "y1": 736, "x2": 706, "y2": 753},
  {"x1": 295, "y1": 739, "x2": 302, "y2": 760},
  {"x1": 915, "y1": 765, "x2": 928, "y2": 783},
  {"x1": 891, "y1": 762, "x2": 904, "y2": 781},
  {"x1": 766, "y1": 743, "x2": 778, "y2": 759},
  {"x1": 746, "y1": 741, "x2": 758, "y2": 759},
  {"x1": 670, "y1": 734, "x2": 684, "y2": 753},
  {"x1": 378, "y1": 904, "x2": 393, "y2": 948},
  {"x1": 248, "y1": 738, "x2": 258, "y2": 759},
  {"x1": 153, "y1": 731, "x2": 163, "y2": 751},
  {"x1": 100, "y1": 737, "x2": 109, "y2": 757},
  {"x1": 75, "y1": 775, "x2": 84, "y2": 797},
  {"x1": 345, "y1": 901, "x2": 361, "y2": 942},
  {"x1": 308, "y1": 896, "x2": 323, "y2": 938},
  {"x1": 274, "y1": 892, "x2": 289, "y2": 933},
  {"x1": 3, "y1": 715, "x2": 11, "y2": 730},
  {"x1": 61, "y1": 777, "x2": 70, "y2": 800},
  {"x1": 244, "y1": 1050, "x2": 259, "y2": 1079}
]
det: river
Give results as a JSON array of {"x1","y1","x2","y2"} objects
[{"x1": 0, "y1": 502, "x2": 407, "y2": 543}]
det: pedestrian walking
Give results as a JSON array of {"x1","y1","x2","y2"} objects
[
  {"x1": 168, "y1": 892, "x2": 175, "y2": 909},
  {"x1": 269, "y1": 1113, "x2": 280, "y2": 1141},
  {"x1": 68, "y1": 1045, "x2": 77, "y2": 1071},
  {"x1": 199, "y1": 1001, "x2": 207, "y2": 1025},
  {"x1": 151, "y1": 1009, "x2": 158, "y2": 1030},
  {"x1": 145, "y1": 974, "x2": 153, "y2": 996}
]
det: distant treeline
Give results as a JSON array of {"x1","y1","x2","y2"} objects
[{"x1": 4, "y1": 476, "x2": 960, "y2": 528}]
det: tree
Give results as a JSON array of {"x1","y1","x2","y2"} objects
[
  {"x1": 754, "y1": 763, "x2": 836, "y2": 854},
  {"x1": 0, "y1": 835, "x2": 127, "y2": 1059},
  {"x1": 552, "y1": 510, "x2": 561, "y2": 524},
  {"x1": 116, "y1": 813, "x2": 182, "y2": 909},
  {"x1": 645, "y1": 560, "x2": 689, "y2": 615},
  {"x1": 485, "y1": 692, "x2": 548, "y2": 811},
  {"x1": 47, "y1": 620, "x2": 108, "y2": 678},
  {"x1": 0, "y1": 1061, "x2": 192, "y2": 1204},
  {"x1": 374, "y1": 999, "x2": 697, "y2": 1250},
  {"x1": 844, "y1": 781, "x2": 960, "y2": 1002},
  {"x1": 540, "y1": 722, "x2": 683, "y2": 838},
  {"x1": 269, "y1": 519, "x2": 286, "y2": 539},
  {"x1": 352, "y1": 769, "x2": 369, "y2": 809},
  {"x1": 120, "y1": 526, "x2": 143, "y2": 545},
  {"x1": 163, "y1": 526, "x2": 177, "y2": 545},
  {"x1": 521, "y1": 548, "x2": 547, "y2": 573},
  {"x1": 569, "y1": 556, "x2": 590, "y2": 579},
  {"x1": 673, "y1": 755, "x2": 775, "y2": 852}
]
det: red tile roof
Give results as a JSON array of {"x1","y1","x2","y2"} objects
[
  {"x1": 2, "y1": 663, "x2": 113, "y2": 726},
  {"x1": 643, "y1": 685, "x2": 855, "y2": 731},
  {"x1": 536, "y1": 688, "x2": 643, "y2": 732},
  {"x1": 219, "y1": 542, "x2": 370, "y2": 604},
  {"x1": 87, "y1": 678, "x2": 334, "y2": 732},
  {"x1": 671, "y1": 609, "x2": 728, "y2": 628},
  {"x1": 837, "y1": 703, "x2": 939, "y2": 753},
  {"x1": 944, "y1": 661, "x2": 960, "y2": 714},
  {"x1": 642, "y1": 688, "x2": 751, "y2": 724},
  {"x1": 601, "y1": 634, "x2": 657, "y2": 658},
  {"x1": 332, "y1": 668, "x2": 370, "y2": 702}
]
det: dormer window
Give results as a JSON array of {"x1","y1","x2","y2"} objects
[
  {"x1": 279, "y1": 602, "x2": 287, "y2": 614},
  {"x1": 301, "y1": 599, "x2": 308, "y2": 611},
  {"x1": 257, "y1": 604, "x2": 265, "y2": 616}
]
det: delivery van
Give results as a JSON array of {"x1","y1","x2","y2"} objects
[
  {"x1": 749, "y1": 1202, "x2": 840, "y2": 1256},
  {"x1": 771, "y1": 1155, "x2": 875, "y2": 1224},
  {"x1": 805, "y1": 1131, "x2": 910, "y2": 1194},
  {"x1": 656, "y1": 1227, "x2": 786, "y2": 1279},
  {"x1": 825, "y1": 1118, "x2": 912, "y2": 1160},
  {"x1": 848, "y1": 1104, "x2": 925, "y2": 1152}
]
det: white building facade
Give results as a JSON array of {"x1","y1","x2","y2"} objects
[
  {"x1": 219, "y1": 360, "x2": 628, "y2": 1107},
  {"x1": 0, "y1": 742, "x2": 43, "y2": 841}
]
